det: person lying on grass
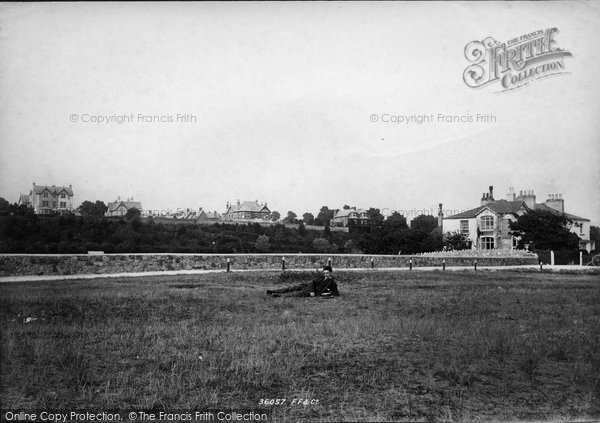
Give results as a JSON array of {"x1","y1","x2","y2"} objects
[{"x1": 266, "y1": 266, "x2": 340, "y2": 298}]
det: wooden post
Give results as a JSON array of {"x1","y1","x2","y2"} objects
[
  {"x1": 550, "y1": 250, "x2": 555, "y2": 266},
  {"x1": 371, "y1": 258, "x2": 374, "y2": 269},
  {"x1": 580, "y1": 251, "x2": 583, "y2": 266},
  {"x1": 226, "y1": 258, "x2": 230, "y2": 273},
  {"x1": 539, "y1": 261, "x2": 543, "y2": 271},
  {"x1": 474, "y1": 260, "x2": 477, "y2": 271},
  {"x1": 328, "y1": 257, "x2": 332, "y2": 268},
  {"x1": 282, "y1": 256, "x2": 286, "y2": 271},
  {"x1": 409, "y1": 258, "x2": 413, "y2": 271},
  {"x1": 442, "y1": 259, "x2": 446, "y2": 271}
]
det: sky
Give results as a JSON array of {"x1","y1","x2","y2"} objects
[{"x1": 1, "y1": 2, "x2": 599, "y2": 223}]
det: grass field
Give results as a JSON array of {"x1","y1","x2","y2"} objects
[{"x1": 1, "y1": 270, "x2": 599, "y2": 422}]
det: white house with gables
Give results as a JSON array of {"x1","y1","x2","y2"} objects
[
  {"x1": 444, "y1": 186, "x2": 594, "y2": 252},
  {"x1": 18, "y1": 183, "x2": 74, "y2": 215}
]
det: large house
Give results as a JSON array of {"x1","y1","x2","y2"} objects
[
  {"x1": 106, "y1": 197, "x2": 143, "y2": 217},
  {"x1": 18, "y1": 183, "x2": 74, "y2": 215},
  {"x1": 330, "y1": 208, "x2": 369, "y2": 227},
  {"x1": 444, "y1": 186, "x2": 594, "y2": 252},
  {"x1": 223, "y1": 200, "x2": 270, "y2": 221}
]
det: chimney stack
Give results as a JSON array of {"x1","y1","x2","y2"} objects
[
  {"x1": 516, "y1": 189, "x2": 536, "y2": 210},
  {"x1": 545, "y1": 193, "x2": 564, "y2": 213},
  {"x1": 489, "y1": 186, "x2": 494, "y2": 201},
  {"x1": 506, "y1": 187, "x2": 516, "y2": 201},
  {"x1": 437, "y1": 203, "x2": 443, "y2": 230}
]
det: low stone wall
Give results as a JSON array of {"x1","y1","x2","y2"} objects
[{"x1": 0, "y1": 253, "x2": 539, "y2": 277}]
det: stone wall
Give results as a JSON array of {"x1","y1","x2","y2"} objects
[{"x1": 0, "y1": 253, "x2": 539, "y2": 277}]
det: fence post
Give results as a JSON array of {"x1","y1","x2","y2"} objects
[
  {"x1": 580, "y1": 251, "x2": 583, "y2": 266},
  {"x1": 282, "y1": 256, "x2": 286, "y2": 271},
  {"x1": 442, "y1": 259, "x2": 446, "y2": 271},
  {"x1": 328, "y1": 257, "x2": 332, "y2": 269},
  {"x1": 474, "y1": 260, "x2": 477, "y2": 271},
  {"x1": 550, "y1": 250, "x2": 555, "y2": 266},
  {"x1": 539, "y1": 261, "x2": 543, "y2": 271},
  {"x1": 409, "y1": 258, "x2": 413, "y2": 271},
  {"x1": 226, "y1": 258, "x2": 231, "y2": 273},
  {"x1": 370, "y1": 258, "x2": 374, "y2": 269}
]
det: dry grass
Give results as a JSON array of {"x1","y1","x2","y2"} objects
[{"x1": 1, "y1": 270, "x2": 599, "y2": 422}]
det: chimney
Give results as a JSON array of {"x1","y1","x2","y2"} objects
[
  {"x1": 437, "y1": 203, "x2": 443, "y2": 229},
  {"x1": 506, "y1": 187, "x2": 516, "y2": 201},
  {"x1": 481, "y1": 191, "x2": 491, "y2": 206},
  {"x1": 545, "y1": 193, "x2": 564, "y2": 213},
  {"x1": 516, "y1": 189, "x2": 536, "y2": 210},
  {"x1": 488, "y1": 186, "x2": 494, "y2": 201}
]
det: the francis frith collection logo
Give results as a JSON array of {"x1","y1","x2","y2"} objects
[{"x1": 463, "y1": 28, "x2": 572, "y2": 92}]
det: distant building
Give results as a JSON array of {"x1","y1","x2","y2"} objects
[
  {"x1": 223, "y1": 200, "x2": 270, "y2": 221},
  {"x1": 444, "y1": 186, "x2": 594, "y2": 252},
  {"x1": 200, "y1": 209, "x2": 222, "y2": 221},
  {"x1": 18, "y1": 183, "x2": 74, "y2": 215},
  {"x1": 330, "y1": 208, "x2": 369, "y2": 227},
  {"x1": 106, "y1": 197, "x2": 142, "y2": 217}
]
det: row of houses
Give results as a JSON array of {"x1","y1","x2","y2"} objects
[{"x1": 16, "y1": 183, "x2": 595, "y2": 252}]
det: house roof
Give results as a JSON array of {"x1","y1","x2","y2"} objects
[
  {"x1": 107, "y1": 201, "x2": 142, "y2": 212},
  {"x1": 19, "y1": 194, "x2": 31, "y2": 204},
  {"x1": 446, "y1": 200, "x2": 526, "y2": 219},
  {"x1": 332, "y1": 208, "x2": 366, "y2": 219},
  {"x1": 536, "y1": 203, "x2": 590, "y2": 222},
  {"x1": 446, "y1": 199, "x2": 589, "y2": 222},
  {"x1": 33, "y1": 185, "x2": 73, "y2": 196},
  {"x1": 227, "y1": 201, "x2": 270, "y2": 214}
]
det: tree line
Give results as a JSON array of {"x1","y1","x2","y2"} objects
[{"x1": 0, "y1": 197, "x2": 595, "y2": 255}]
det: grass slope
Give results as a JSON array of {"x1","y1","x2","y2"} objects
[{"x1": 1, "y1": 270, "x2": 599, "y2": 422}]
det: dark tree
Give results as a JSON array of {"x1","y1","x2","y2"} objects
[
  {"x1": 315, "y1": 206, "x2": 335, "y2": 226},
  {"x1": 410, "y1": 214, "x2": 438, "y2": 232},
  {"x1": 0, "y1": 198, "x2": 10, "y2": 215},
  {"x1": 79, "y1": 200, "x2": 108, "y2": 217},
  {"x1": 366, "y1": 208, "x2": 384, "y2": 225},
  {"x1": 384, "y1": 212, "x2": 408, "y2": 229},
  {"x1": 302, "y1": 212, "x2": 315, "y2": 225},
  {"x1": 269, "y1": 211, "x2": 281, "y2": 222},
  {"x1": 282, "y1": 211, "x2": 298, "y2": 224},
  {"x1": 509, "y1": 209, "x2": 580, "y2": 251},
  {"x1": 126, "y1": 207, "x2": 141, "y2": 220}
]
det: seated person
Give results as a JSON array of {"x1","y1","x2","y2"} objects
[{"x1": 267, "y1": 266, "x2": 339, "y2": 297}]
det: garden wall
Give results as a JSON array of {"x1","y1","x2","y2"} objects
[{"x1": 0, "y1": 253, "x2": 539, "y2": 277}]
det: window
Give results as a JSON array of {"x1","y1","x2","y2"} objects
[
  {"x1": 43, "y1": 193, "x2": 48, "y2": 198},
  {"x1": 481, "y1": 237, "x2": 495, "y2": 250},
  {"x1": 61, "y1": 194, "x2": 66, "y2": 198},
  {"x1": 42, "y1": 201, "x2": 48, "y2": 207},
  {"x1": 60, "y1": 202, "x2": 66, "y2": 208},
  {"x1": 480, "y1": 216, "x2": 494, "y2": 230},
  {"x1": 53, "y1": 202, "x2": 57, "y2": 207},
  {"x1": 460, "y1": 220, "x2": 469, "y2": 235}
]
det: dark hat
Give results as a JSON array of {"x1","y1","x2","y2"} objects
[{"x1": 323, "y1": 265, "x2": 333, "y2": 272}]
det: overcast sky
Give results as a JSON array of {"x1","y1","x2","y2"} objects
[{"x1": 1, "y1": 2, "x2": 599, "y2": 223}]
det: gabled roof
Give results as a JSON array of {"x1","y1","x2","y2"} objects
[
  {"x1": 446, "y1": 200, "x2": 526, "y2": 220},
  {"x1": 227, "y1": 201, "x2": 270, "y2": 214},
  {"x1": 33, "y1": 185, "x2": 73, "y2": 196},
  {"x1": 332, "y1": 208, "x2": 367, "y2": 219},
  {"x1": 107, "y1": 201, "x2": 142, "y2": 212},
  {"x1": 536, "y1": 203, "x2": 589, "y2": 222},
  {"x1": 19, "y1": 194, "x2": 31, "y2": 204}
]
